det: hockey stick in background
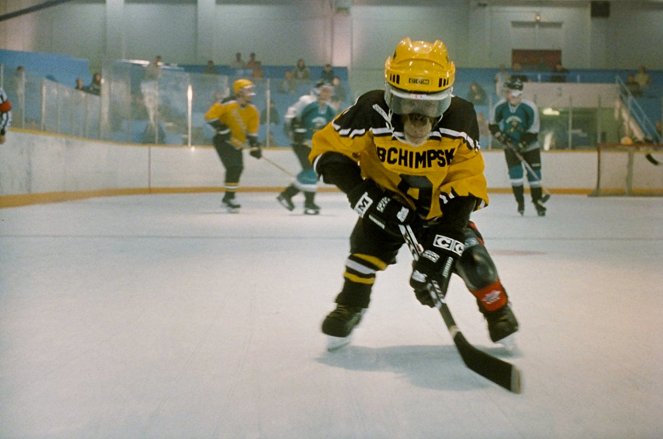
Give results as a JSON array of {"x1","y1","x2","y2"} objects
[
  {"x1": 504, "y1": 143, "x2": 552, "y2": 203},
  {"x1": 399, "y1": 223, "x2": 522, "y2": 394},
  {"x1": 260, "y1": 155, "x2": 296, "y2": 177},
  {"x1": 229, "y1": 138, "x2": 295, "y2": 177},
  {"x1": 645, "y1": 153, "x2": 660, "y2": 166}
]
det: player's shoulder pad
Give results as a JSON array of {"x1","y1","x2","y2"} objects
[
  {"x1": 334, "y1": 90, "x2": 387, "y2": 129},
  {"x1": 437, "y1": 96, "x2": 477, "y2": 131}
]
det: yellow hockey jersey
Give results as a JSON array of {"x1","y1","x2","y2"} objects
[
  {"x1": 310, "y1": 90, "x2": 488, "y2": 220},
  {"x1": 204, "y1": 99, "x2": 260, "y2": 146}
]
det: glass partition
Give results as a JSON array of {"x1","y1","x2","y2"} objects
[{"x1": 1, "y1": 61, "x2": 635, "y2": 151}]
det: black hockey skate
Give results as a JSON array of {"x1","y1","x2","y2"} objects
[
  {"x1": 222, "y1": 195, "x2": 241, "y2": 213},
  {"x1": 485, "y1": 304, "x2": 519, "y2": 343},
  {"x1": 517, "y1": 201, "x2": 525, "y2": 216},
  {"x1": 304, "y1": 202, "x2": 320, "y2": 215},
  {"x1": 276, "y1": 193, "x2": 295, "y2": 211},
  {"x1": 322, "y1": 304, "x2": 364, "y2": 351},
  {"x1": 533, "y1": 200, "x2": 547, "y2": 217}
]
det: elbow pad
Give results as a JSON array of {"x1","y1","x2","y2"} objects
[{"x1": 314, "y1": 152, "x2": 363, "y2": 194}]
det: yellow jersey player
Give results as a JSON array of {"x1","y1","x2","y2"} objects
[
  {"x1": 205, "y1": 78, "x2": 261, "y2": 212},
  {"x1": 310, "y1": 37, "x2": 518, "y2": 349}
]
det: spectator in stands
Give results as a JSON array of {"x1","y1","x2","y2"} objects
[
  {"x1": 145, "y1": 55, "x2": 162, "y2": 81},
  {"x1": 0, "y1": 87, "x2": 12, "y2": 144},
  {"x1": 626, "y1": 74, "x2": 641, "y2": 97},
  {"x1": 466, "y1": 81, "x2": 487, "y2": 106},
  {"x1": 294, "y1": 58, "x2": 310, "y2": 81},
  {"x1": 75, "y1": 78, "x2": 86, "y2": 91},
  {"x1": 204, "y1": 60, "x2": 218, "y2": 75},
  {"x1": 494, "y1": 64, "x2": 510, "y2": 97},
  {"x1": 87, "y1": 73, "x2": 102, "y2": 95},
  {"x1": 246, "y1": 52, "x2": 260, "y2": 71},
  {"x1": 230, "y1": 52, "x2": 245, "y2": 70},
  {"x1": 511, "y1": 62, "x2": 528, "y2": 82},
  {"x1": 550, "y1": 62, "x2": 569, "y2": 83},
  {"x1": 634, "y1": 65, "x2": 650, "y2": 94},
  {"x1": 330, "y1": 75, "x2": 347, "y2": 110},
  {"x1": 251, "y1": 61, "x2": 264, "y2": 79},
  {"x1": 320, "y1": 63, "x2": 335, "y2": 83},
  {"x1": 279, "y1": 70, "x2": 297, "y2": 94}
]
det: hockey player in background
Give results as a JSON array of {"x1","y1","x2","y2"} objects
[
  {"x1": 277, "y1": 81, "x2": 337, "y2": 215},
  {"x1": 489, "y1": 78, "x2": 546, "y2": 216},
  {"x1": 205, "y1": 79, "x2": 262, "y2": 212},
  {"x1": 310, "y1": 37, "x2": 518, "y2": 349},
  {"x1": 0, "y1": 87, "x2": 12, "y2": 144}
]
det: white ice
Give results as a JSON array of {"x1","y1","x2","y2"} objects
[{"x1": 1, "y1": 192, "x2": 662, "y2": 438}]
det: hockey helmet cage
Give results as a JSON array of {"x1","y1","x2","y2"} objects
[
  {"x1": 312, "y1": 79, "x2": 334, "y2": 96},
  {"x1": 233, "y1": 78, "x2": 256, "y2": 97},
  {"x1": 504, "y1": 78, "x2": 524, "y2": 96},
  {"x1": 384, "y1": 37, "x2": 455, "y2": 118}
]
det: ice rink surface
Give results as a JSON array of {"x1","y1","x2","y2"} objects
[{"x1": 1, "y1": 192, "x2": 662, "y2": 438}]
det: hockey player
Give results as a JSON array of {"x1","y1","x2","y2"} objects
[
  {"x1": 205, "y1": 79, "x2": 262, "y2": 212},
  {"x1": 277, "y1": 81, "x2": 337, "y2": 215},
  {"x1": 489, "y1": 78, "x2": 545, "y2": 216},
  {"x1": 0, "y1": 87, "x2": 11, "y2": 144},
  {"x1": 310, "y1": 37, "x2": 518, "y2": 349}
]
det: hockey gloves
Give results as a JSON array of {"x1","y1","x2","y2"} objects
[
  {"x1": 493, "y1": 130, "x2": 508, "y2": 145},
  {"x1": 290, "y1": 118, "x2": 306, "y2": 145},
  {"x1": 348, "y1": 179, "x2": 416, "y2": 237},
  {"x1": 248, "y1": 135, "x2": 262, "y2": 159},
  {"x1": 409, "y1": 228, "x2": 465, "y2": 307}
]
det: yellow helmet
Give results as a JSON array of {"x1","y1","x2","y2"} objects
[
  {"x1": 384, "y1": 37, "x2": 455, "y2": 117},
  {"x1": 233, "y1": 78, "x2": 256, "y2": 97}
]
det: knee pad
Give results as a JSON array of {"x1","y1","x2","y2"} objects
[{"x1": 456, "y1": 243, "x2": 498, "y2": 291}]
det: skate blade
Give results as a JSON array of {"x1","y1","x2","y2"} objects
[
  {"x1": 277, "y1": 197, "x2": 294, "y2": 211},
  {"x1": 326, "y1": 335, "x2": 351, "y2": 352}
]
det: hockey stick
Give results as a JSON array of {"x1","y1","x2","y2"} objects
[
  {"x1": 503, "y1": 143, "x2": 551, "y2": 203},
  {"x1": 645, "y1": 153, "x2": 660, "y2": 166},
  {"x1": 260, "y1": 154, "x2": 296, "y2": 177},
  {"x1": 229, "y1": 138, "x2": 296, "y2": 177},
  {"x1": 399, "y1": 223, "x2": 522, "y2": 394}
]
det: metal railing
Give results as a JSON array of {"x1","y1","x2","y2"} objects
[
  {"x1": 615, "y1": 76, "x2": 661, "y2": 144},
  {"x1": 0, "y1": 60, "x2": 353, "y2": 148}
]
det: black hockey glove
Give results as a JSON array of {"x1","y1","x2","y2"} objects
[
  {"x1": 347, "y1": 179, "x2": 416, "y2": 237},
  {"x1": 410, "y1": 227, "x2": 465, "y2": 307},
  {"x1": 291, "y1": 118, "x2": 306, "y2": 145},
  {"x1": 248, "y1": 136, "x2": 262, "y2": 159},
  {"x1": 493, "y1": 131, "x2": 509, "y2": 145}
]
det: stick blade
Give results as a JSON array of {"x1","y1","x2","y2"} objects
[
  {"x1": 453, "y1": 332, "x2": 522, "y2": 393},
  {"x1": 645, "y1": 153, "x2": 660, "y2": 166}
]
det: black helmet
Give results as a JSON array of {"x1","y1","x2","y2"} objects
[{"x1": 505, "y1": 78, "x2": 524, "y2": 92}]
